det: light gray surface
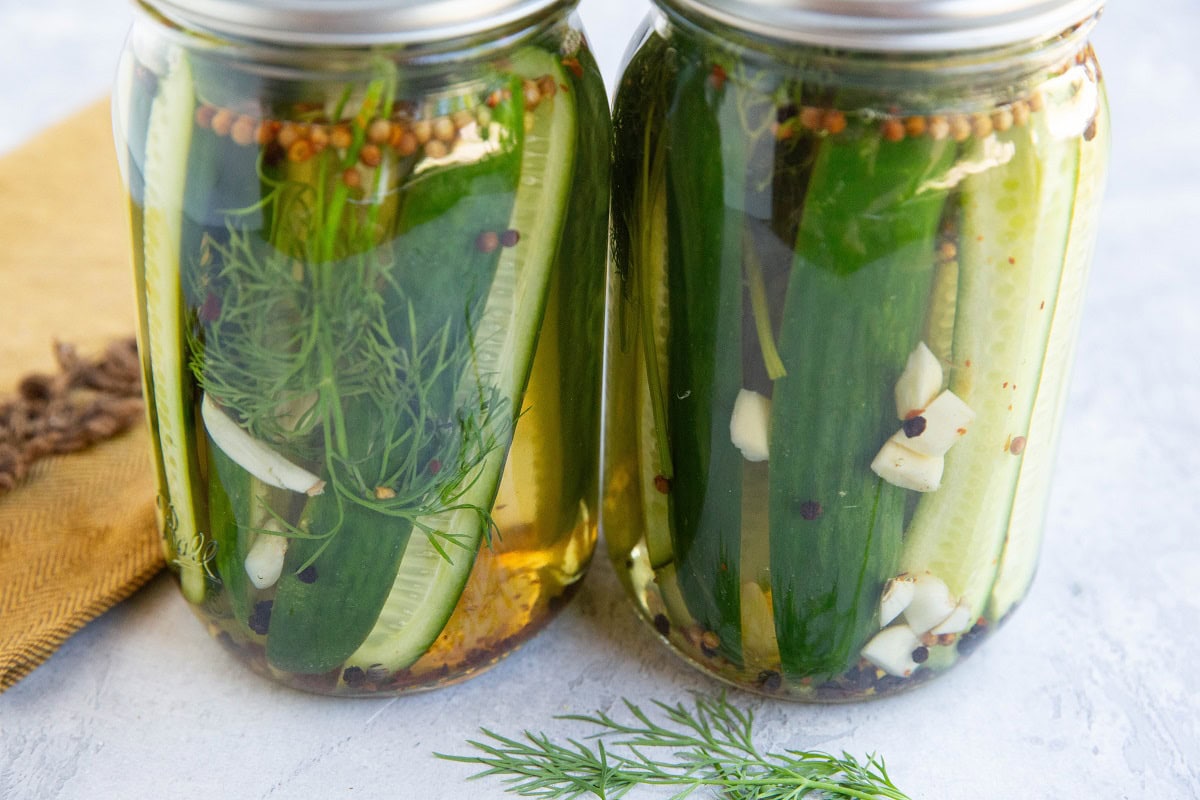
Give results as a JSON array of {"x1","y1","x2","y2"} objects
[{"x1": 1, "y1": 1, "x2": 1198, "y2": 798}]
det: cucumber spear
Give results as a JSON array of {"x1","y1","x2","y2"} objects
[{"x1": 768, "y1": 123, "x2": 955, "y2": 679}]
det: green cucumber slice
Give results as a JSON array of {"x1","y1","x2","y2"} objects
[
  {"x1": 268, "y1": 498, "x2": 414, "y2": 674},
  {"x1": 207, "y1": 439, "x2": 254, "y2": 629},
  {"x1": 900, "y1": 108, "x2": 1081, "y2": 620},
  {"x1": 989, "y1": 95, "x2": 1108, "y2": 621},
  {"x1": 637, "y1": 153, "x2": 673, "y2": 571},
  {"x1": 549, "y1": 44, "x2": 610, "y2": 536},
  {"x1": 662, "y1": 56, "x2": 746, "y2": 665},
  {"x1": 342, "y1": 47, "x2": 577, "y2": 674},
  {"x1": 768, "y1": 131, "x2": 955, "y2": 679},
  {"x1": 141, "y1": 52, "x2": 205, "y2": 602}
]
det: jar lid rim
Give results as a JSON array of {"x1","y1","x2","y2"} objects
[
  {"x1": 140, "y1": 0, "x2": 575, "y2": 46},
  {"x1": 654, "y1": 0, "x2": 1105, "y2": 51}
]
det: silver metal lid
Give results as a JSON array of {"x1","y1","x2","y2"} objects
[
  {"x1": 657, "y1": 0, "x2": 1105, "y2": 51},
  {"x1": 143, "y1": 0, "x2": 574, "y2": 46}
]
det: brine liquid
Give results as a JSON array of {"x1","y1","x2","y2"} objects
[{"x1": 603, "y1": 26, "x2": 1108, "y2": 701}]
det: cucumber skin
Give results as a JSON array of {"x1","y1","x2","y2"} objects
[
  {"x1": 663, "y1": 54, "x2": 745, "y2": 664},
  {"x1": 207, "y1": 439, "x2": 255, "y2": 632},
  {"x1": 268, "y1": 500, "x2": 415, "y2": 674},
  {"x1": 610, "y1": 31, "x2": 673, "y2": 569},
  {"x1": 387, "y1": 76, "x2": 523, "y2": 402},
  {"x1": 768, "y1": 133, "x2": 955, "y2": 679},
  {"x1": 550, "y1": 43, "x2": 610, "y2": 535}
]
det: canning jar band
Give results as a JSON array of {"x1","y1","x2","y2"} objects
[
  {"x1": 137, "y1": 0, "x2": 577, "y2": 49},
  {"x1": 653, "y1": 0, "x2": 1105, "y2": 53},
  {"x1": 649, "y1": 2, "x2": 1099, "y2": 96},
  {"x1": 130, "y1": 0, "x2": 579, "y2": 79}
]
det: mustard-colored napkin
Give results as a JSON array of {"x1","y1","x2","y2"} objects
[{"x1": 0, "y1": 101, "x2": 164, "y2": 692}]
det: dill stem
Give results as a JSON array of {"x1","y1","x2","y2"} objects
[
  {"x1": 743, "y1": 237, "x2": 786, "y2": 380},
  {"x1": 626, "y1": 773, "x2": 904, "y2": 799}
]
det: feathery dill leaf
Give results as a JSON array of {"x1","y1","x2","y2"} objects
[{"x1": 437, "y1": 693, "x2": 911, "y2": 800}]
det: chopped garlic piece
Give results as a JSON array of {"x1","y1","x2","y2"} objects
[
  {"x1": 871, "y1": 440, "x2": 944, "y2": 492},
  {"x1": 202, "y1": 393, "x2": 326, "y2": 495},
  {"x1": 880, "y1": 574, "x2": 916, "y2": 626},
  {"x1": 730, "y1": 389, "x2": 771, "y2": 462},
  {"x1": 903, "y1": 573, "x2": 958, "y2": 635},
  {"x1": 891, "y1": 389, "x2": 976, "y2": 457},
  {"x1": 895, "y1": 342, "x2": 943, "y2": 419},
  {"x1": 244, "y1": 525, "x2": 288, "y2": 590},
  {"x1": 931, "y1": 600, "x2": 974, "y2": 636},
  {"x1": 862, "y1": 625, "x2": 921, "y2": 677}
]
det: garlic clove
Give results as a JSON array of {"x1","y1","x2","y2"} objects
[
  {"x1": 895, "y1": 342, "x2": 943, "y2": 420},
  {"x1": 892, "y1": 390, "x2": 976, "y2": 458},
  {"x1": 730, "y1": 389, "x2": 771, "y2": 462},
  {"x1": 930, "y1": 599, "x2": 974, "y2": 636},
  {"x1": 879, "y1": 574, "x2": 916, "y2": 626},
  {"x1": 903, "y1": 572, "x2": 959, "y2": 635},
  {"x1": 861, "y1": 624, "x2": 922, "y2": 677},
  {"x1": 244, "y1": 526, "x2": 288, "y2": 590},
  {"x1": 870, "y1": 439, "x2": 944, "y2": 492},
  {"x1": 202, "y1": 393, "x2": 326, "y2": 495}
]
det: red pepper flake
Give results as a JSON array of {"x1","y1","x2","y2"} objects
[
  {"x1": 709, "y1": 64, "x2": 727, "y2": 91},
  {"x1": 559, "y1": 83, "x2": 570, "y2": 94},
  {"x1": 799, "y1": 500, "x2": 823, "y2": 520},
  {"x1": 956, "y1": 427, "x2": 968, "y2": 435},
  {"x1": 1040, "y1": 300, "x2": 1046, "y2": 310},
  {"x1": 561, "y1": 57, "x2": 584, "y2": 79},
  {"x1": 1010, "y1": 435, "x2": 1027, "y2": 455},
  {"x1": 428, "y1": 458, "x2": 442, "y2": 475},
  {"x1": 964, "y1": 359, "x2": 973, "y2": 368},
  {"x1": 1008, "y1": 256, "x2": 1016, "y2": 265},
  {"x1": 1002, "y1": 381, "x2": 1009, "y2": 388},
  {"x1": 654, "y1": 474, "x2": 671, "y2": 494}
]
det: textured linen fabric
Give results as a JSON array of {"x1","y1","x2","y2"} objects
[{"x1": 0, "y1": 100, "x2": 164, "y2": 692}]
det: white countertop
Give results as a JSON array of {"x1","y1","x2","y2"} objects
[{"x1": 2, "y1": 2, "x2": 1198, "y2": 798}]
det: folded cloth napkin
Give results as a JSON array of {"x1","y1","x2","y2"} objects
[{"x1": 0, "y1": 100, "x2": 164, "y2": 693}]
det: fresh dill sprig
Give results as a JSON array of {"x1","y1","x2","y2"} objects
[
  {"x1": 437, "y1": 693, "x2": 911, "y2": 800},
  {"x1": 185, "y1": 68, "x2": 511, "y2": 557}
]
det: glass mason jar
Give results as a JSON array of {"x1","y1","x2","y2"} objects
[
  {"x1": 604, "y1": 0, "x2": 1109, "y2": 700},
  {"x1": 113, "y1": 0, "x2": 609, "y2": 695}
]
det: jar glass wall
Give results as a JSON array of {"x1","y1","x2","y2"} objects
[
  {"x1": 603, "y1": 6, "x2": 1108, "y2": 700},
  {"x1": 114, "y1": 4, "x2": 609, "y2": 695}
]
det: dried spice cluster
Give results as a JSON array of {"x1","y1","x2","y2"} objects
[
  {"x1": 194, "y1": 74, "x2": 562, "y2": 177},
  {"x1": 771, "y1": 91, "x2": 1045, "y2": 143},
  {"x1": 0, "y1": 339, "x2": 144, "y2": 494}
]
